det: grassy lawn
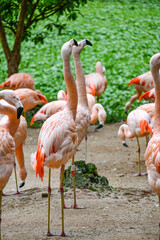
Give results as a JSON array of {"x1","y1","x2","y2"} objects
[{"x1": 0, "y1": 0, "x2": 160, "y2": 123}]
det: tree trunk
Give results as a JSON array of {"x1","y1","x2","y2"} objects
[{"x1": 7, "y1": 51, "x2": 21, "y2": 76}]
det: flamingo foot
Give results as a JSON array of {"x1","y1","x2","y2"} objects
[
  {"x1": 13, "y1": 190, "x2": 23, "y2": 195},
  {"x1": 63, "y1": 203, "x2": 72, "y2": 209},
  {"x1": 73, "y1": 204, "x2": 85, "y2": 209},
  {"x1": 60, "y1": 231, "x2": 72, "y2": 237},
  {"x1": 46, "y1": 231, "x2": 58, "y2": 236},
  {"x1": 141, "y1": 172, "x2": 148, "y2": 176},
  {"x1": 133, "y1": 173, "x2": 142, "y2": 177}
]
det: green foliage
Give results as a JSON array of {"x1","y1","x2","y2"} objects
[{"x1": 0, "y1": 0, "x2": 160, "y2": 123}]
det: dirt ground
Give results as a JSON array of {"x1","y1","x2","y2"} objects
[{"x1": 2, "y1": 122, "x2": 159, "y2": 240}]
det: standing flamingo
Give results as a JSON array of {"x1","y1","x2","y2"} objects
[
  {"x1": 136, "y1": 103, "x2": 155, "y2": 123},
  {"x1": 69, "y1": 39, "x2": 92, "y2": 209},
  {"x1": 85, "y1": 61, "x2": 107, "y2": 102},
  {"x1": 125, "y1": 71, "x2": 155, "y2": 112},
  {"x1": 0, "y1": 90, "x2": 23, "y2": 239},
  {"x1": 0, "y1": 72, "x2": 35, "y2": 90},
  {"x1": 144, "y1": 53, "x2": 160, "y2": 238},
  {"x1": 31, "y1": 39, "x2": 78, "y2": 237},
  {"x1": 118, "y1": 109, "x2": 153, "y2": 176},
  {"x1": 0, "y1": 99, "x2": 27, "y2": 193},
  {"x1": 15, "y1": 88, "x2": 48, "y2": 116}
]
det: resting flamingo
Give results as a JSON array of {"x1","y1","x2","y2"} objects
[
  {"x1": 85, "y1": 61, "x2": 107, "y2": 102},
  {"x1": 144, "y1": 53, "x2": 160, "y2": 238},
  {"x1": 0, "y1": 72, "x2": 35, "y2": 90},
  {"x1": 139, "y1": 87, "x2": 155, "y2": 102},
  {"x1": 30, "y1": 39, "x2": 78, "y2": 237},
  {"x1": 125, "y1": 71, "x2": 155, "y2": 112},
  {"x1": 118, "y1": 109, "x2": 153, "y2": 176},
  {"x1": 57, "y1": 90, "x2": 67, "y2": 101},
  {"x1": 15, "y1": 88, "x2": 48, "y2": 116}
]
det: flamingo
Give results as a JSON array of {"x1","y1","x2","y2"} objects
[
  {"x1": 30, "y1": 39, "x2": 78, "y2": 237},
  {"x1": 118, "y1": 109, "x2": 153, "y2": 176},
  {"x1": 136, "y1": 103, "x2": 155, "y2": 123},
  {"x1": 69, "y1": 39, "x2": 92, "y2": 209},
  {"x1": 0, "y1": 90, "x2": 24, "y2": 238},
  {"x1": 85, "y1": 61, "x2": 107, "y2": 102},
  {"x1": 90, "y1": 103, "x2": 107, "y2": 130},
  {"x1": 0, "y1": 99, "x2": 27, "y2": 193},
  {"x1": 0, "y1": 72, "x2": 35, "y2": 90},
  {"x1": 15, "y1": 88, "x2": 48, "y2": 116},
  {"x1": 144, "y1": 53, "x2": 160, "y2": 238},
  {"x1": 57, "y1": 90, "x2": 67, "y2": 101},
  {"x1": 125, "y1": 71, "x2": 155, "y2": 112},
  {"x1": 139, "y1": 87, "x2": 155, "y2": 102}
]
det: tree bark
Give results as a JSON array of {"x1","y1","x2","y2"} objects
[{"x1": 0, "y1": 0, "x2": 28, "y2": 76}]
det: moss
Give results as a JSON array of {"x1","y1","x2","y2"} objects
[{"x1": 64, "y1": 160, "x2": 111, "y2": 193}]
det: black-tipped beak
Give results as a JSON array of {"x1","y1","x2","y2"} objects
[
  {"x1": 86, "y1": 40, "x2": 92, "y2": 46},
  {"x1": 95, "y1": 124, "x2": 103, "y2": 130},
  {"x1": 125, "y1": 110, "x2": 128, "y2": 115},
  {"x1": 123, "y1": 142, "x2": 128, "y2": 147},
  {"x1": 19, "y1": 181, "x2": 25, "y2": 188},
  {"x1": 73, "y1": 39, "x2": 78, "y2": 46},
  {"x1": 17, "y1": 106, "x2": 23, "y2": 119}
]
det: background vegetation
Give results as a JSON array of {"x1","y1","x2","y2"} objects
[{"x1": 0, "y1": 0, "x2": 160, "y2": 124}]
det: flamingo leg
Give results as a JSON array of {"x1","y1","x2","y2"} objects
[
  {"x1": 71, "y1": 156, "x2": 85, "y2": 209},
  {"x1": 85, "y1": 135, "x2": 87, "y2": 163},
  {"x1": 133, "y1": 137, "x2": 141, "y2": 177},
  {"x1": 46, "y1": 168, "x2": 57, "y2": 236},
  {"x1": 0, "y1": 190, "x2": 2, "y2": 240},
  {"x1": 146, "y1": 135, "x2": 149, "y2": 147},
  {"x1": 13, "y1": 162, "x2": 21, "y2": 194},
  {"x1": 60, "y1": 164, "x2": 71, "y2": 237}
]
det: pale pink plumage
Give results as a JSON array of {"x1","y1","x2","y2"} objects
[
  {"x1": 136, "y1": 103, "x2": 155, "y2": 123},
  {"x1": 90, "y1": 103, "x2": 107, "y2": 127},
  {"x1": 30, "y1": 39, "x2": 78, "y2": 236},
  {"x1": 57, "y1": 90, "x2": 67, "y2": 101},
  {"x1": 85, "y1": 61, "x2": 107, "y2": 102},
  {"x1": 145, "y1": 53, "x2": 160, "y2": 201},
  {"x1": 118, "y1": 109, "x2": 153, "y2": 176},
  {"x1": 15, "y1": 88, "x2": 48, "y2": 114},
  {"x1": 0, "y1": 90, "x2": 23, "y2": 238},
  {"x1": 125, "y1": 71, "x2": 155, "y2": 112},
  {"x1": 0, "y1": 73, "x2": 35, "y2": 90}
]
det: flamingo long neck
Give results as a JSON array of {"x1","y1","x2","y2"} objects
[
  {"x1": 122, "y1": 124, "x2": 134, "y2": 139},
  {"x1": 0, "y1": 104, "x2": 20, "y2": 137},
  {"x1": 151, "y1": 67, "x2": 160, "y2": 134},
  {"x1": 73, "y1": 54, "x2": 88, "y2": 106},
  {"x1": 63, "y1": 56, "x2": 77, "y2": 120}
]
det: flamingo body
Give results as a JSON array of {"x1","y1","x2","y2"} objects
[{"x1": 0, "y1": 73, "x2": 35, "y2": 90}]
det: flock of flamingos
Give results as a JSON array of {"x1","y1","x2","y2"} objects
[{"x1": 0, "y1": 38, "x2": 160, "y2": 238}]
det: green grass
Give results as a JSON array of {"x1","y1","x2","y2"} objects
[{"x1": 0, "y1": 0, "x2": 160, "y2": 123}]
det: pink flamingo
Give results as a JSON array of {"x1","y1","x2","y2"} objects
[
  {"x1": 0, "y1": 90, "x2": 23, "y2": 238},
  {"x1": 15, "y1": 88, "x2": 48, "y2": 116},
  {"x1": 0, "y1": 98, "x2": 27, "y2": 194},
  {"x1": 31, "y1": 39, "x2": 78, "y2": 237},
  {"x1": 139, "y1": 87, "x2": 155, "y2": 102},
  {"x1": 69, "y1": 39, "x2": 92, "y2": 208},
  {"x1": 90, "y1": 103, "x2": 107, "y2": 130},
  {"x1": 125, "y1": 71, "x2": 155, "y2": 112},
  {"x1": 85, "y1": 61, "x2": 107, "y2": 102},
  {"x1": 136, "y1": 103, "x2": 155, "y2": 123},
  {"x1": 144, "y1": 53, "x2": 160, "y2": 237},
  {"x1": 0, "y1": 72, "x2": 35, "y2": 90},
  {"x1": 57, "y1": 90, "x2": 67, "y2": 101},
  {"x1": 118, "y1": 109, "x2": 153, "y2": 176}
]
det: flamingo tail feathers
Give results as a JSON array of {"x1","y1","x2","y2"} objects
[
  {"x1": 36, "y1": 141, "x2": 44, "y2": 181},
  {"x1": 140, "y1": 120, "x2": 152, "y2": 137}
]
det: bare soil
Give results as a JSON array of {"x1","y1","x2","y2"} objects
[{"x1": 2, "y1": 123, "x2": 159, "y2": 240}]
